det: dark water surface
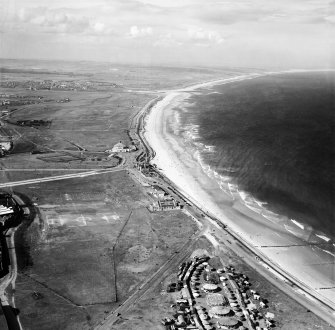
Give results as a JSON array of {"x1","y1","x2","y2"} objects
[{"x1": 180, "y1": 71, "x2": 335, "y2": 238}]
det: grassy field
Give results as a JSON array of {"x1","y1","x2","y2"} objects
[
  {"x1": 2, "y1": 89, "x2": 153, "y2": 158},
  {"x1": 2, "y1": 170, "x2": 197, "y2": 330},
  {"x1": 111, "y1": 237, "x2": 212, "y2": 330}
]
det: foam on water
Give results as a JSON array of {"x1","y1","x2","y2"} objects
[
  {"x1": 170, "y1": 71, "x2": 335, "y2": 250},
  {"x1": 291, "y1": 219, "x2": 305, "y2": 230},
  {"x1": 315, "y1": 234, "x2": 331, "y2": 242}
]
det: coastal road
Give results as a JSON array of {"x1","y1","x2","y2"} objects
[
  {"x1": 158, "y1": 172, "x2": 335, "y2": 326},
  {"x1": 131, "y1": 95, "x2": 335, "y2": 327}
]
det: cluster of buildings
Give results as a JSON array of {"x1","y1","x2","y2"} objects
[
  {"x1": 56, "y1": 98, "x2": 70, "y2": 103},
  {"x1": 136, "y1": 162, "x2": 157, "y2": 178},
  {"x1": 149, "y1": 199, "x2": 182, "y2": 212},
  {"x1": 0, "y1": 193, "x2": 19, "y2": 226},
  {"x1": 0, "y1": 94, "x2": 71, "y2": 108},
  {"x1": 0, "y1": 136, "x2": 13, "y2": 158},
  {"x1": 1, "y1": 94, "x2": 44, "y2": 107},
  {"x1": 1, "y1": 98, "x2": 41, "y2": 107},
  {"x1": 162, "y1": 256, "x2": 275, "y2": 330},
  {"x1": 147, "y1": 185, "x2": 182, "y2": 212},
  {"x1": 106, "y1": 141, "x2": 137, "y2": 154},
  {"x1": 0, "y1": 110, "x2": 10, "y2": 117},
  {"x1": 1, "y1": 79, "x2": 121, "y2": 91},
  {"x1": 15, "y1": 120, "x2": 52, "y2": 128},
  {"x1": 0, "y1": 81, "x2": 16, "y2": 88}
]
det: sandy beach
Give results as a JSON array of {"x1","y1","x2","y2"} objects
[{"x1": 144, "y1": 75, "x2": 335, "y2": 308}]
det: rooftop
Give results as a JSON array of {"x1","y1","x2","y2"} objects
[
  {"x1": 216, "y1": 317, "x2": 239, "y2": 326},
  {"x1": 210, "y1": 306, "x2": 231, "y2": 316}
]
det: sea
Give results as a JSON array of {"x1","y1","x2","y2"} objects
[{"x1": 175, "y1": 71, "x2": 335, "y2": 242}]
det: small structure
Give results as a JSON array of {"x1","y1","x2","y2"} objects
[
  {"x1": 149, "y1": 185, "x2": 166, "y2": 198},
  {"x1": 266, "y1": 319, "x2": 273, "y2": 327},
  {"x1": 203, "y1": 283, "x2": 219, "y2": 293},
  {"x1": 198, "y1": 312, "x2": 209, "y2": 321},
  {"x1": 111, "y1": 141, "x2": 135, "y2": 153},
  {"x1": 158, "y1": 199, "x2": 179, "y2": 210},
  {"x1": 149, "y1": 199, "x2": 181, "y2": 212},
  {"x1": 0, "y1": 205, "x2": 13, "y2": 216},
  {"x1": 0, "y1": 192, "x2": 17, "y2": 224},
  {"x1": 112, "y1": 141, "x2": 128, "y2": 153},
  {"x1": 177, "y1": 314, "x2": 186, "y2": 326},
  {"x1": 265, "y1": 312, "x2": 274, "y2": 319},
  {"x1": 235, "y1": 311, "x2": 245, "y2": 320},
  {"x1": 247, "y1": 303, "x2": 257, "y2": 311},
  {"x1": 210, "y1": 306, "x2": 232, "y2": 318},
  {"x1": 181, "y1": 288, "x2": 189, "y2": 299},
  {"x1": 204, "y1": 325, "x2": 213, "y2": 330},
  {"x1": 217, "y1": 317, "x2": 239, "y2": 329}
]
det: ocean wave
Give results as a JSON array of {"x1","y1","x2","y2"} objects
[
  {"x1": 321, "y1": 249, "x2": 335, "y2": 257},
  {"x1": 221, "y1": 167, "x2": 238, "y2": 173},
  {"x1": 195, "y1": 144, "x2": 318, "y2": 239},
  {"x1": 176, "y1": 71, "x2": 335, "y2": 243},
  {"x1": 218, "y1": 183, "x2": 232, "y2": 197},
  {"x1": 261, "y1": 210, "x2": 282, "y2": 223},
  {"x1": 194, "y1": 141, "x2": 205, "y2": 149},
  {"x1": 195, "y1": 151, "x2": 235, "y2": 199},
  {"x1": 283, "y1": 223, "x2": 308, "y2": 239},
  {"x1": 204, "y1": 145, "x2": 215, "y2": 152},
  {"x1": 244, "y1": 203, "x2": 263, "y2": 214},
  {"x1": 206, "y1": 91, "x2": 221, "y2": 95},
  {"x1": 174, "y1": 111, "x2": 181, "y2": 125},
  {"x1": 315, "y1": 233, "x2": 331, "y2": 242},
  {"x1": 219, "y1": 175, "x2": 231, "y2": 182},
  {"x1": 254, "y1": 200, "x2": 268, "y2": 207},
  {"x1": 228, "y1": 183, "x2": 239, "y2": 197},
  {"x1": 183, "y1": 123, "x2": 200, "y2": 141},
  {"x1": 284, "y1": 224, "x2": 303, "y2": 237},
  {"x1": 290, "y1": 219, "x2": 305, "y2": 230},
  {"x1": 169, "y1": 111, "x2": 182, "y2": 134}
]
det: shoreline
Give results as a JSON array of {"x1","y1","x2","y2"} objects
[{"x1": 142, "y1": 72, "x2": 335, "y2": 319}]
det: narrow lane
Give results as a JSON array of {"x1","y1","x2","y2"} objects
[{"x1": 0, "y1": 167, "x2": 125, "y2": 188}]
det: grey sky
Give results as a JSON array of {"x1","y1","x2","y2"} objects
[{"x1": 1, "y1": 0, "x2": 334, "y2": 68}]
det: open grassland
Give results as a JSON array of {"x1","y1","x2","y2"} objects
[
  {"x1": 3, "y1": 171, "x2": 197, "y2": 330},
  {"x1": 2, "y1": 88, "x2": 153, "y2": 159}
]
